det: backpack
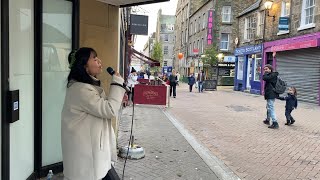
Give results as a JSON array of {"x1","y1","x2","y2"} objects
[{"x1": 273, "y1": 76, "x2": 287, "y2": 94}]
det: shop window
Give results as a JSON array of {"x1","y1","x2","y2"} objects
[
  {"x1": 222, "y1": 6, "x2": 232, "y2": 23},
  {"x1": 254, "y1": 54, "x2": 262, "y2": 81},
  {"x1": 237, "y1": 56, "x2": 244, "y2": 80},
  {"x1": 298, "y1": 0, "x2": 315, "y2": 30}
]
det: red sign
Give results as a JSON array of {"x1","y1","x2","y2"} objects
[
  {"x1": 271, "y1": 39, "x2": 319, "y2": 52},
  {"x1": 193, "y1": 49, "x2": 199, "y2": 55},
  {"x1": 134, "y1": 84, "x2": 167, "y2": 105}
]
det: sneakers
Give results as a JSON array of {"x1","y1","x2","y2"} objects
[
  {"x1": 263, "y1": 119, "x2": 270, "y2": 125},
  {"x1": 268, "y1": 122, "x2": 279, "y2": 129}
]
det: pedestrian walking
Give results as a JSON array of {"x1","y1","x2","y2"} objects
[
  {"x1": 169, "y1": 69, "x2": 178, "y2": 98},
  {"x1": 187, "y1": 73, "x2": 196, "y2": 92},
  {"x1": 127, "y1": 67, "x2": 139, "y2": 103},
  {"x1": 62, "y1": 47, "x2": 125, "y2": 180},
  {"x1": 197, "y1": 70, "x2": 205, "y2": 93},
  {"x1": 262, "y1": 64, "x2": 279, "y2": 129},
  {"x1": 176, "y1": 71, "x2": 180, "y2": 86},
  {"x1": 277, "y1": 87, "x2": 298, "y2": 125}
]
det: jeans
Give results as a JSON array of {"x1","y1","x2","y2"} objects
[
  {"x1": 189, "y1": 84, "x2": 193, "y2": 92},
  {"x1": 266, "y1": 99, "x2": 277, "y2": 122},
  {"x1": 198, "y1": 82, "x2": 203, "y2": 93}
]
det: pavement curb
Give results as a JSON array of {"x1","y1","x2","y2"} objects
[{"x1": 162, "y1": 108, "x2": 241, "y2": 180}]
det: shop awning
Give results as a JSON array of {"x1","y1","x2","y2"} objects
[
  {"x1": 96, "y1": 0, "x2": 169, "y2": 7},
  {"x1": 132, "y1": 48, "x2": 161, "y2": 67}
]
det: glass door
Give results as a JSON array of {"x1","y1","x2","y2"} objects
[{"x1": 42, "y1": 0, "x2": 72, "y2": 166}]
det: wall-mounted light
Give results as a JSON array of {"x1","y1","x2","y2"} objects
[
  {"x1": 217, "y1": 53, "x2": 224, "y2": 61},
  {"x1": 264, "y1": 0, "x2": 276, "y2": 21}
]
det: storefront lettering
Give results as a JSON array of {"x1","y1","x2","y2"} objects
[
  {"x1": 271, "y1": 39, "x2": 318, "y2": 52},
  {"x1": 234, "y1": 44, "x2": 262, "y2": 56},
  {"x1": 143, "y1": 90, "x2": 159, "y2": 100},
  {"x1": 207, "y1": 10, "x2": 214, "y2": 45}
]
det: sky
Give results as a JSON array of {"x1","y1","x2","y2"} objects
[{"x1": 132, "y1": 0, "x2": 178, "y2": 52}]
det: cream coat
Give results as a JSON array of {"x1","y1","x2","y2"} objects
[{"x1": 61, "y1": 76, "x2": 125, "y2": 180}]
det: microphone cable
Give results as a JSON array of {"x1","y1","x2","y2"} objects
[{"x1": 122, "y1": 85, "x2": 135, "y2": 180}]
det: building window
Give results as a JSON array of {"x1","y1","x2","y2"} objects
[
  {"x1": 182, "y1": 8, "x2": 185, "y2": 22},
  {"x1": 164, "y1": 46, "x2": 168, "y2": 55},
  {"x1": 167, "y1": 24, "x2": 174, "y2": 31},
  {"x1": 201, "y1": 38, "x2": 204, "y2": 53},
  {"x1": 164, "y1": 34, "x2": 169, "y2": 42},
  {"x1": 202, "y1": 13, "x2": 206, "y2": 29},
  {"x1": 189, "y1": 43, "x2": 192, "y2": 55},
  {"x1": 164, "y1": 61, "x2": 168, "y2": 66},
  {"x1": 195, "y1": 19, "x2": 197, "y2": 33},
  {"x1": 244, "y1": 15, "x2": 256, "y2": 40},
  {"x1": 181, "y1": 31, "x2": 184, "y2": 45},
  {"x1": 222, "y1": 6, "x2": 232, "y2": 23},
  {"x1": 160, "y1": 24, "x2": 166, "y2": 32},
  {"x1": 185, "y1": 28, "x2": 188, "y2": 43},
  {"x1": 220, "y1": 33, "x2": 229, "y2": 50},
  {"x1": 256, "y1": 11, "x2": 265, "y2": 38},
  {"x1": 281, "y1": 0, "x2": 291, "y2": 17},
  {"x1": 299, "y1": 0, "x2": 315, "y2": 30},
  {"x1": 197, "y1": 40, "x2": 200, "y2": 51},
  {"x1": 198, "y1": 17, "x2": 201, "y2": 32},
  {"x1": 190, "y1": 22, "x2": 193, "y2": 35}
]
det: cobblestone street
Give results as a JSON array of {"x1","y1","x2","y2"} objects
[
  {"x1": 115, "y1": 105, "x2": 219, "y2": 180},
  {"x1": 167, "y1": 83, "x2": 320, "y2": 180}
]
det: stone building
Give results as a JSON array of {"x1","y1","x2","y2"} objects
[
  {"x1": 173, "y1": 0, "x2": 190, "y2": 75},
  {"x1": 155, "y1": 9, "x2": 176, "y2": 67},
  {"x1": 234, "y1": 0, "x2": 320, "y2": 105},
  {"x1": 143, "y1": 32, "x2": 156, "y2": 57}
]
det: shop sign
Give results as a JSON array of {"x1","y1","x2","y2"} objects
[
  {"x1": 130, "y1": 14, "x2": 148, "y2": 35},
  {"x1": 207, "y1": 10, "x2": 214, "y2": 45},
  {"x1": 271, "y1": 39, "x2": 319, "y2": 52},
  {"x1": 234, "y1": 44, "x2": 262, "y2": 56},
  {"x1": 224, "y1": 56, "x2": 236, "y2": 62},
  {"x1": 278, "y1": 17, "x2": 289, "y2": 31}
]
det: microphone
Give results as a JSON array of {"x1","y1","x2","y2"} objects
[{"x1": 106, "y1": 67, "x2": 131, "y2": 92}]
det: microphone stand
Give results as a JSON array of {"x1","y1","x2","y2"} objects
[{"x1": 120, "y1": 83, "x2": 145, "y2": 180}]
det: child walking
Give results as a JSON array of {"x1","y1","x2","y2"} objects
[{"x1": 278, "y1": 87, "x2": 298, "y2": 125}]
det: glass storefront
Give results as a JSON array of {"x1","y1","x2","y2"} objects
[
  {"x1": 9, "y1": 0, "x2": 35, "y2": 179},
  {"x1": 42, "y1": 0, "x2": 72, "y2": 166}
]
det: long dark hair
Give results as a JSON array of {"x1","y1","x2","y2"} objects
[{"x1": 67, "y1": 47, "x2": 99, "y2": 86}]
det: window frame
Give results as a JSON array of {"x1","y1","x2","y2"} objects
[
  {"x1": 220, "y1": 33, "x2": 229, "y2": 51},
  {"x1": 298, "y1": 0, "x2": 316, "y2": 30},
  {"x1": 222, "y1": 6, "x2": 232, "y2": 23},
  {"x1": 164, "y1": 46, "x2": 169, "y2": 55}
]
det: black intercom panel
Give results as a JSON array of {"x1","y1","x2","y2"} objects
[{"x1": 8, "y1": 90, "x2": 19, "y2": 123}]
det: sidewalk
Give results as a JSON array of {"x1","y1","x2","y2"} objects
[
  {"x1": 168, "y1": 83, "x2": 320, "y2": 180},
  {"x1": 114, "y1": 105, "x2": 219, "y2": 180}
]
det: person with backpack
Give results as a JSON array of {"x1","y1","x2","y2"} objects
[
  {"x1": 262, "y1": 64, "x2": 279, "y2": 129},
  {"x1": 187, "y1": 73, "x2": 196, "y2": 92},
  {"x1": 277, "y1": 87, "x2": 298, "y2": 125}
]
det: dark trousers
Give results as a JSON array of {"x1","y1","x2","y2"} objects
[
  {"x1": 285, "y1": 108, "x2": 294, "y2": 122},
  {"x1": 102, "y1": 166, "x2": 120, "y2": 180},
  {"x1": 170, "y1": 84, "x2": 176, "y2": 97},
  {"x1": 189, "y1": 84, "x2": 193, "y2": 92}
]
